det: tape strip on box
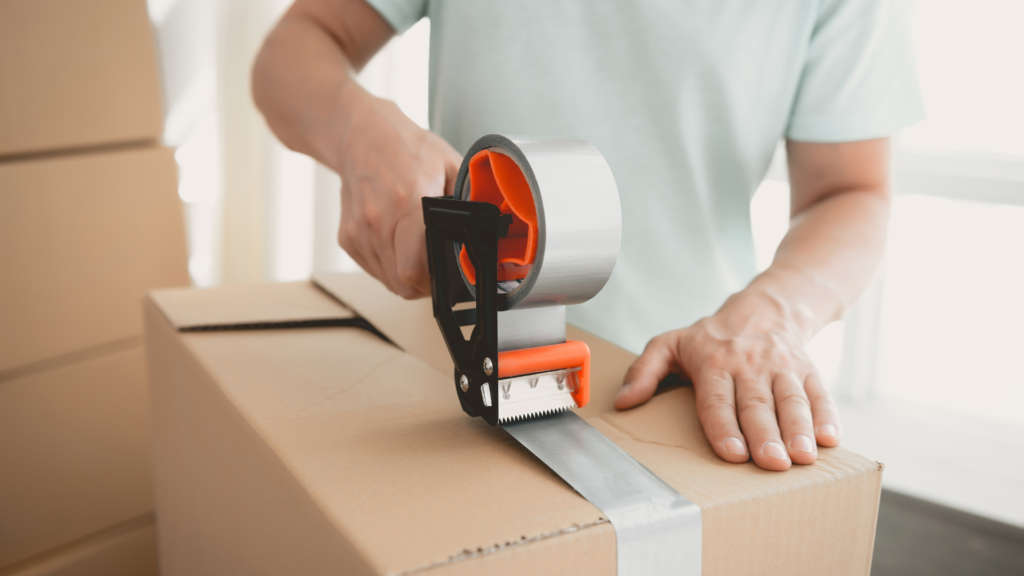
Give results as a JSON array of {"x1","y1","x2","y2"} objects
[{"x1": 505, "y1": 412, "x2": 702, "y2": 575}]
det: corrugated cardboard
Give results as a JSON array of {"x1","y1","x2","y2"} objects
[
  {"x1": 0, "y1": 0, "x2": 163, "y2": 158},
  {"x1": 0, "y1": 349, "x2": 154, "y2": 568},
  {"x1": 0, "y1": 146, "x2": 189, "y2": 374},
  {"x1": 145, "y1": 276, "x2": 883, "y2": 575},
  {"x1": 0, "y1": 515, "x2": 158, "y2": 576}
]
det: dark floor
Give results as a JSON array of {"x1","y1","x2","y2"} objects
[{"x1": 873, "y1": 489, "x2": 1024, "y2": 576}]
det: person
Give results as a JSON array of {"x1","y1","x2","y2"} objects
[{"x1": 252, "y1": 0, "x2": 923, "y2": 472}]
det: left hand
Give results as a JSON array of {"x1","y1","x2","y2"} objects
[{"x1": 614, "y1": 285, "x2": 842, "y2": 471}]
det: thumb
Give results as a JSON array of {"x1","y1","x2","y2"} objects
[{"x1": 615, "y1": 333, "x2": 680, "y2": 410}]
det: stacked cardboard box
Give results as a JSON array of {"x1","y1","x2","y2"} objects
[{"x1": 0, "y1": 1, "x2": 189, "y2": 575}]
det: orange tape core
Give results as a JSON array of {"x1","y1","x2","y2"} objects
[{"x1": 459, "y1": 150, "x2": 538, "y2": 285}]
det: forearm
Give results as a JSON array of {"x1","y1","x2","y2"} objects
[
  {"x1": 252, "y1": 1, "x2": 390, "y2": 172},
  {"x1": 725, "y1": 138, "x2": 891, "y2": 341}
]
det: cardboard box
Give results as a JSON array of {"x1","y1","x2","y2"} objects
[
  {"x1": 0, "y1": 348, "x2": 154, "y2": 568},
  {"x1": 0, "y1": 516, "x2": 158, "y2": 576},
  {"x1": 0, "y1": 146, "x2": 189, "y2": 374},
  {"x1": 0, "y1": 0, "x2": 163, "y2": 158},
  {"x1": 145, "y1": 275, "x2": 883, "y2": 575}
]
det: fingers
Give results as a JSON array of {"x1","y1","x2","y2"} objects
[
  {"x1": 337, "y1": 203, "x2": 387, "y2": 287},
  {"x1": 369, "y1": 217, "x2": 414, "y2": 298},
  {"x1": 693, "y1": 371, "x2": 748, "y2": 463},
  {"x1": 614, "y1": 333, "x2": 678, "y2": 410},
  {"x1": 772, "y1": 372, "x2": 817, "y2": 465},
  {"x1": 392, "y1": 212, "x2": 431, "y2": 297},
  {"x1": 735, "y1": 375, "x2": 791, "y2": 471},
  {"x1": 805, "y1": 372, "x2": 842, "y2": 447}
]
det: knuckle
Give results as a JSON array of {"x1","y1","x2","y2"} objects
[
  {"x1": 705, "y1": 349, "x2": 731, "y2": 372},
  {"x1": 361, "y1": 205, "x2": 384, "y2": 231},
  {"x1": 699, "y1": 391, "x2": 735, "y2": 413},
  {"x1": 776, "y1": 389, "x2": 811, "y2": 410},
  {"x1": 738, "y1": 392, "x2": 774, "y2": 415},
  {"x1": 396, "y1": 260, "x2": 426, "y2": 287}
]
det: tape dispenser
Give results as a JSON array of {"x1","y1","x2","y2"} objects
[{"x1": 422, "y1": 134, "x2": 622, "y2": 425}]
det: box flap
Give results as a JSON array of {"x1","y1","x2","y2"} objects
[
  {"x1": 313, "y1": 272, "x2": 454, "y2": 376},
  {"x1": 149, "y1": 281, "x2": 366, "y2": 331}
]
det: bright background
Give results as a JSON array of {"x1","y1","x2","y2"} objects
[{"x1": 147, "y1": 0, "x2": 1024, "y2": 525}]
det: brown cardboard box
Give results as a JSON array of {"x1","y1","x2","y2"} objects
[
  {"x1": 0, "y1": 146, "x2": 189, "y2": 374},
  {"x1": 0, "y1": 0, "x2": 163, "y2": 158},
  {"x1": 0, "y1": 516, "x2": 158, "y2": 576},
  {"x1": 145, "y1": 275, "x2": 883, "y2": 575},
  {"x1": 0, "y1": 348, "x2": 154, "y2": 568}
]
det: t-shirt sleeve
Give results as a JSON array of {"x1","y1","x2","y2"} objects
[
  {"x1": 786, "y1": 0, "x2": 925, "y2": 142},
  {"x1": 364, "y1": 0, "x2": 427, "y2": 34}
]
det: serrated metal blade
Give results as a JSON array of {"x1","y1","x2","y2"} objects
[{"x1": 497, "y1": 368, "x2": 580, "y2": 424}]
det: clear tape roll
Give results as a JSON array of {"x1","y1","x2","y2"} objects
[{"x1": 453, "y1": 134, "x2": 622, "y2": 310}]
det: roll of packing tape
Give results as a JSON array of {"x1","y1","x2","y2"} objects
[{"x1": 453, "y1": 134, "x2": 622, "y2": 310}]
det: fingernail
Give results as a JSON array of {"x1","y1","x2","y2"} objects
[
  {"x1": 816, "y1": 424, "x2": 837, "y2": 437},
  {"x1": 615, "y1": 383, "x2": 632, "y2": 400},
  {"x1": 792, "y1": 435, "x2": 814, "y2": 453},
  {"x1": 763, "y1": 441, "x2": 788, "y2": 460},
  {"x1": 724, "y1": 437, "x2": 747, "y2": 456}
]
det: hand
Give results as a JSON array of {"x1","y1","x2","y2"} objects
[
  {"x1": 335, "y1": 87, "x2": 463, "y2": 298},
  {"x1": 614, "y1": 286, "x2": 842, "y2": 471}
]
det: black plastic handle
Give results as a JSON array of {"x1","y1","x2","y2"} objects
[{"x1": 422, "y1": 196, "x2": 511, "y2": 425}]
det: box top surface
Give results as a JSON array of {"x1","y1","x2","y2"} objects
[{"x1": 148, "y1": 276, "x2": 881, "y2": 574}]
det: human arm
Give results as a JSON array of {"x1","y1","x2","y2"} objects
[
  {"x1": 252, "y1": 0, "x2": 461, "y2": 298},
  {"x1": 614, "y1": 138, "x2": 890, "y2": 471}
]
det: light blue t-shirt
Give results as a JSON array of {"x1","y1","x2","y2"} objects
[{"x1": 367, "y1": 0, "x2": 924, "y2": 353}]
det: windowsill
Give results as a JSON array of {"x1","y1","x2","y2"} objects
[{"x1": 837, "y1": 398, "x2": 1024, "y2": 529}]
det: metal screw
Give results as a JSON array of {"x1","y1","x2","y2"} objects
[
  {"x1": 459, "y1": 374, "x2": 469, "y2": 393},
  {"x1": 501, "y1": 382, "x2": 511, "y2": 401},
  {"x1": 483, "y1": 357, "x2": 493, "y2": 376}
]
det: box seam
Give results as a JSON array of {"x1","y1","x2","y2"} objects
[{"x1": 389, "y1": 517, "x2": 610, "y2": 576}]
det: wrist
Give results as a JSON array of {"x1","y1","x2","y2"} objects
[
  {"x1": 705, "y1": 288, "x2": 810, "y2": 345},
  {"x1": 730, "y1": 267, "x2": 844, "y2": 341}
]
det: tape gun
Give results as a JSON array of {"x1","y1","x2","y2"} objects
[{"x1": 422, "y1": 134, "x2": 621, "y2": 426}]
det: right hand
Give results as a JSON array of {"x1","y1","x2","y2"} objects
[{"x1": 336, "y1": 87, "x2": 462, "y2": 299}]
